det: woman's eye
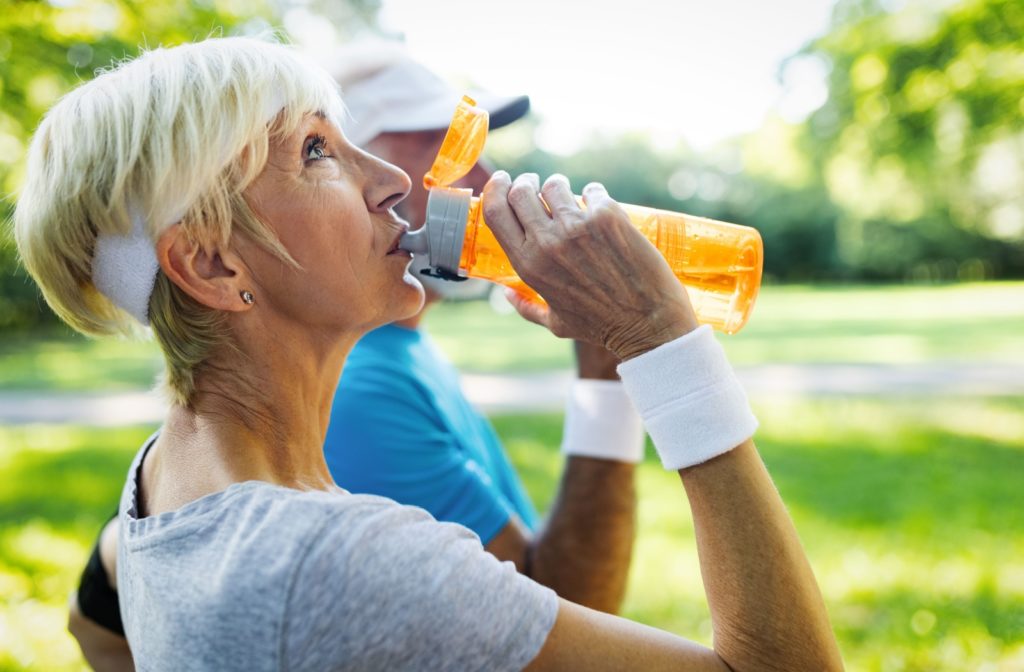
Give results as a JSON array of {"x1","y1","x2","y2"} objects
[{"x1": 305, "y1": 135, "x2": 329, "y2": 162}]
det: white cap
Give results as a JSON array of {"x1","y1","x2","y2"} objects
[{"x1": 327, "y1": 41, "x2": 530, "y2": 147}]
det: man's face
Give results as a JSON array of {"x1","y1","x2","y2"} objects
[
  {"x1": 363, "y1": 129, "x2": 493, "y2": 229},
  {"x1": 363, "y1": 128, "x2": 495, "y2": 304}
]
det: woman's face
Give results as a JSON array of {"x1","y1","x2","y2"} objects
[{"x1": 242, "y1": 112, "x2": 423, "y2": 334}]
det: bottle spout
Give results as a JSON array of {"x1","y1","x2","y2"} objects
[{"x1": 398, "y1": 227, "x2": 429, "y2": 255}]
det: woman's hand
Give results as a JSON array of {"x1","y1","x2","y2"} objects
[{"x1": 482, "y1": 172, "x2": 699, "y2": 361}]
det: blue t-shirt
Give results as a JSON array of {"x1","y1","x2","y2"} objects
[{"x1": 325, "y1": 324, "x2": 539, "y2": 544}]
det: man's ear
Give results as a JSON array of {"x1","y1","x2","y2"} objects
[{"x1": 155, "y1": 224, "x2": 252, "y2": 313}]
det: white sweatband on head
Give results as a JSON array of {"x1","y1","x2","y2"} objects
[
  {"x1": 91, "y1": 208, "x2": 160, "y2": 325},
  {"x1": 617, "y1": 325, "x2": 758, "y2": 471},
  {"x1": 91, "y1": 91, "x2": 287, "y2": 326},
  {"x1": 561, "y1": 379, "x2": 646, "y2": 464}
]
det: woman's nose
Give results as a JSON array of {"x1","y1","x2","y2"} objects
[{"x1": 365, "y1": 154, "x2": 412, "y2": 213}]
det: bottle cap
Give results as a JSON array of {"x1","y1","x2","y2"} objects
[{"x1": 398, "y1": 187, "x2": 472, "y2": 278}]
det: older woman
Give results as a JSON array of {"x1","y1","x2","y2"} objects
[{"x1": 16, "y1": 37, "x2": 842, "y2": 671}]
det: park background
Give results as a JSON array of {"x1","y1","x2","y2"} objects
[{"x1": 0, "y1": 0, "x2": 1022, "y2": 670}]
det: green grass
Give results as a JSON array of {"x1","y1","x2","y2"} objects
[
  {"x1": 3, "y1": 397, "x2": 1023, "y2": 671},
  {"x1": 427, "y1": 281, "x2": 1024, "y2": 370},
  {"x1": 494, "y1": 396, "x2": 1024, "y2": 672},
  {"x1": 1, "y1": 283, "x2": 1022, "y2": 391},
  {"x1": 0, "y1": 332, "x2": 162, "y2": 391}
]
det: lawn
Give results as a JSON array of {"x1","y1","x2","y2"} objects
[
  {"x1": 2, "y1": 396, "x2": 1022, "y2": 671},
  {"x1": 1, "y1": 282, "x2": 1022, "y2": 390}
]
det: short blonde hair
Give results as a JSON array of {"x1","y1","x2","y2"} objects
[{"x1": 13, "y1": 36, "x2": 345, "y2": 406}]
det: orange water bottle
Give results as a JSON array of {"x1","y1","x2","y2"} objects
[{"x1": 399, "y1": 96, "x2": 763, "y2": 334}]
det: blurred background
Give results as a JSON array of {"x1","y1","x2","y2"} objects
[{"x1": 0, "y1": 0, "x2": 1022, "y2": 670}]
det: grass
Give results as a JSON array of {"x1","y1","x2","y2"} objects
[
  {"x1": 2, "y1": 397, "x2": 1023, "y2": 671},
  {"x1": 495, "y1": 396, "x2": 1024, "y2": 672},
  {"x1": 426, "y1": 281, "x2": 1024, "y2": 371},
  {"x1": 1, "y1": 282, "x2": 1022, "y2": 391}
]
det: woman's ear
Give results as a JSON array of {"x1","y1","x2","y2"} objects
[{"x1": 155, "y1": 225, "x2": 253, "y2": 313}]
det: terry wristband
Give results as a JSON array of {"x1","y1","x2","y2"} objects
[
  {"x1": 561, "y1": 379, "x2": 646, "y2": 463},
  {"x1": 617, "y1": 325, "x2": 758, "y2": 471}
]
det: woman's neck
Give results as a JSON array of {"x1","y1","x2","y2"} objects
[{"x1": 142, "y1": 319, "x2": 359, "y2": 516}]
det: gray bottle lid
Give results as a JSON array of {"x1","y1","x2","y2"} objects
[{"x1": 398, "y1": 187, "x2": 472, "y2": 278}]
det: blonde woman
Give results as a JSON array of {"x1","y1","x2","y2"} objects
[{"x1": 16, "y1": 37, "x2": 842, "y2": 671}]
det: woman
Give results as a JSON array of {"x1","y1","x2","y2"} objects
[{"x1": 16, "y1": 37, "x2": 842, "y2": 670}]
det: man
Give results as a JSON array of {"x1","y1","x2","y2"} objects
[{"x1": 69, "y1": 43, "x2": 646, "y2": 669}]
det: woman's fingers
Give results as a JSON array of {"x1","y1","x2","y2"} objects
[
  {"x1": 506, "y1": 173, "x2": 553, "y2": 238},
  {"x1": 481, "y1": 171, "x2": 526, "y2": 252},
  {"x1": 505, "y1": 287, "x2": 550, "y2": 329},
  {"x1": 541, "y1": 175, "x2": 586, "y2": 236}
]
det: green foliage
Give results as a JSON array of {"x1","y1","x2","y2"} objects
[
  {"x1": 482, "y1": 0, "x2": 1024, "y2": 282},
  {"x1": 2, "y1": 283, "x2": 1022, "y2": 391},
  {"x1": 800, "y1": 0, "x2": 1024, "y2": 276},
  {"x1": 0, "y1": 0, "x2": 280, "y2": 331}
]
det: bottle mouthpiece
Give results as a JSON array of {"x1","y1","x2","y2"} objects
[
  {"x1": 398, "y1": 188, "x2": 472, "y2": 279},
  {"x1": 398, "y1": 228, "x2": 429, "y2": 255}
]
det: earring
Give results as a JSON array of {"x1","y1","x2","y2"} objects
[{"x1": 240, "y1": 290, "x2": 255, "y2": 305}]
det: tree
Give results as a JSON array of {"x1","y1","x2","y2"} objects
[
  {"x1": 799, "y1": 0, "x2": 1024, "y2": 279},
  {"x1": 0, "y1": 0, "x2": 283, "y2": 330}
]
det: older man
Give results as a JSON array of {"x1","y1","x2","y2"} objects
[{"x1": 69, "y1": 43, "x2": 645, "y2": 669}]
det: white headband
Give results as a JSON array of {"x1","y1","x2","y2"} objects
[
  {"x1": 92, "y1": 206, "x2": 162, "y2": 325},
  {"x1": 92, "y1": 94, "x2": 286, "y2": 325}
]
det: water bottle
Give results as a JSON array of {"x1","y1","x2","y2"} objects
[{"x1": 399, "y1": 96, "x2": 763, "y2": 334}]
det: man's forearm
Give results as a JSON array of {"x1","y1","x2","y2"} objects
[{"x1": 528, "y1": 455, "x2": 636, "y2": 614}]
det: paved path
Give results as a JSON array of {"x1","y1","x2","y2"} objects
[{"x1": 1, "y1": 362, "x2": 1021, "y2": 426}]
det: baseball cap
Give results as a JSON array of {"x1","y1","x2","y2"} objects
[{"x1": 326, "y1": 41, "x2": 530, "y2": 147}]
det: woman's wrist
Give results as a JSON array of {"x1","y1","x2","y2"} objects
[
  {"x1": 607, "y1": 306, "x2": 699, "y2": 363},
  {"x1": 617, "y1": 325, "x2": 757, "y2": 470}
]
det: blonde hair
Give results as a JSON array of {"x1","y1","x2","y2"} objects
[{"x1": 13, "y1": 36, "x2": 346, "y2": 406}]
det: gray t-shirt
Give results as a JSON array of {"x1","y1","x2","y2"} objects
[{"x1": 117, "y1": 437, "x2": 558, "y2": 671}]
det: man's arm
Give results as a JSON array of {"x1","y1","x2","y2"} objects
[
  {"x1": 485, "y1": 341, "x2": 637, "y2": 615},
  {"x1": 68, "y1": 518, "x2": 134, "y2": 671}
]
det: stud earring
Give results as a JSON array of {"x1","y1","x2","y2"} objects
[{"x1": 240, "y1": 290, "x2": 255, "y2": 305}]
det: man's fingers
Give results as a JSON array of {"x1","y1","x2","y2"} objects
[{"x1": 481, "y1": 171, "x2": 526, "y2": 251}]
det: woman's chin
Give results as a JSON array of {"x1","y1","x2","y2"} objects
[{"x1": 395, "y1": 275, "x2": 427, "y2": 318}]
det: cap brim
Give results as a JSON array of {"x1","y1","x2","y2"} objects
[
  {"x1": 480, "y1": 93, "x2": 530, "y2": 130},
  {"x1": 374, "y1": 92, "x2": 530, "y2": 135}
]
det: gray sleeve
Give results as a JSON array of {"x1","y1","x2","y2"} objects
[{"x1": 281, "y1": 498, "x2": 558, "y2": 672}]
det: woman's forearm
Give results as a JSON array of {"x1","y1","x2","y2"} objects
[{"x1": 681, "y1": 440, "x2": 843, "y2": 671}]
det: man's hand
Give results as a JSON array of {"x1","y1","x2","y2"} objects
[{"x1": 483, "y1": 172, "x2": 698, "y2": 360}]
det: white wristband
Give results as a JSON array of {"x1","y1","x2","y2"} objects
[
  {"x1": 561, "y1": 379, "x2": 646, "y2": 463},
  {"x1": 617, "y1": 325, "x2": 758, "y2": 471}
]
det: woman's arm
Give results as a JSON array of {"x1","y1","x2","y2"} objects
[
  {"x1": 68, "y1": 593, "x2": 135, "y2": 672},
  {"x1": 68, "y1": 518, "x2": 135, "y2": 671},
  {"x1": 526, "y1": 441, "x2": 842, "y2": 671},
  {"x1": 481, "y1": 171, "x2": 843, "y2": 670}
]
